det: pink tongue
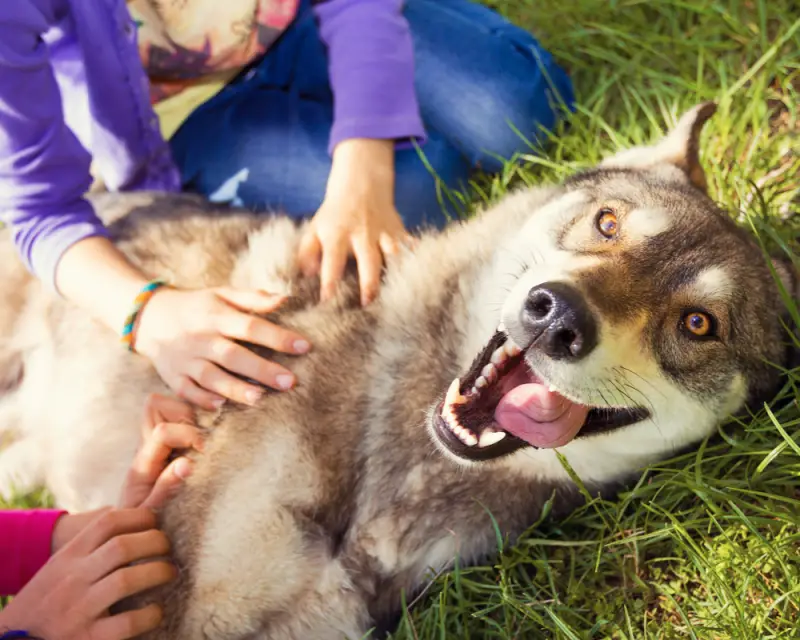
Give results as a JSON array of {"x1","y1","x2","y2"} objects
[{"x1": 494, "y1": 383, "x2": 589, "y2": 448}]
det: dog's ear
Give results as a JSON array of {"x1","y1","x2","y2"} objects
[
  {"x1": 772, "y1": 258, "x2": 800, "y2": 372},
  {"x1": 600, "y1": 102, "x2": 717, "y2": 192}
]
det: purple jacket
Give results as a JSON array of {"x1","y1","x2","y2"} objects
[{"x1": 0, "y1": 0, "x2": 424, "y2": 288}]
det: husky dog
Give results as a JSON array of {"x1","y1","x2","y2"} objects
[{"x1": 0, "y1": 103, "x2": 797, "y2": 639}]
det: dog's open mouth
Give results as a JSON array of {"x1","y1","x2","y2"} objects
[{"x1": 432, "y1": 329, "x2": 650, "y2": 461}]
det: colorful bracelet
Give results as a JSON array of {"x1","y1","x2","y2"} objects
[{"x1": 120, "y1": 278, "x2": 168, "y2": 352}]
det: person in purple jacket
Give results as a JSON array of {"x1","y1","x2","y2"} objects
[{"x1": 0, "y1": 0, "x2": 574, "y2": 411}]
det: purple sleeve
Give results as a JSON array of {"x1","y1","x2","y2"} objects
[
  {"x1": 0, "y1": 509, "x2": 66, "y2": 596},
  {"x1": 0, "y1": 3, "x2": 109, "y2": 289},
  {"x1": 313, "y1": 0, "x2": 427, "y2": 154}
]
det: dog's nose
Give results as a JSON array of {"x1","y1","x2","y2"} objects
[{"x1": 520, "y1": 282, "x2": 597, "y2": 361}]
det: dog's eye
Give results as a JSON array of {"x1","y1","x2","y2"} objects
[
  {"x1": 595, "y1": 208, "x2": 618, "y2": 238},
  {"x1": 681, "y1": 310, "x2": 717, "y2": 339}
]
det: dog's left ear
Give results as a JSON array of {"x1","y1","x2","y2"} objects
[{"x1": 600, "y1": 102, "x2": 717, "y2": 192}]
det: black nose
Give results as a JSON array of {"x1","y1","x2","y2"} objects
[{"x1": 520, "y1": 282, "x2": 598, "y2": 360}]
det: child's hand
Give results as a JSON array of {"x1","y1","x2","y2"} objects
[
  {"x1": 119, "y1": 393, "x2": 204, "y2": 510},
  {"x1": 51, "y1": 394, "x2": 203, "y2": 555},
  {"x1": 298, "y1": 138, "x2": 412, "y2": 307},
  {"x1": 135, "y1": 286, "x2": 312, "y2": 409},
  {"x1": 0, "y1": 507, "x2": 176, "y2": 640}
]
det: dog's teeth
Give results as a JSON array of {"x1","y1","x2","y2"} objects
[
  {"x1": 460, "y1": 430, "x2": 478, "y2": 447},
  {"x1": 548, "y1": 384, "x2": 558, "y2": 393},
  {"x1": 443, "y1": 409, "x2": 461, "y2": 432},
  {"x1": 475, "y1": 376, "x2": 488, "y2": 389},
  {"x1": 445, "y1": 378, "x2": 467, "y2": 407},
  {"x1": 490, "y1": 346, "x2": 508, "y2": 366},
  {"x1": 482, "y1": 364, "x2": 497, "y2": 383},
  {"x1": 478, "y1": 429, "x2": 506, "y2": 448},
  {"x1": 504, "y1": 340, "x2": 522, "y2": 357},
  {"x1": 497, "y1": 322, "x2": 506, "y2": 333}
]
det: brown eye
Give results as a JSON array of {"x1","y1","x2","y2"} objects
[
  {"x1": 681, "y1": 310, "x2": 716, "y2": 339},
  {"x1": 596, "y1": 208, "x2": 618, "y2": 238}
]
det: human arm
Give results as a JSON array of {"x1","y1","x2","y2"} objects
[
  {"x1": 0, "y1": 4, "x2": 311, "y2": 410},
  {"x1": 0, "y1": 510, "x2": 67, "y2": 598},
  {"x1": 0, "y1": 395, "x2": 203, "y2": 639},
  {"x1": 298, "y1": 0, "x2": 426, "y2": 305}
]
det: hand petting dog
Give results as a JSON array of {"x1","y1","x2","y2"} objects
[{"x1": 0, "y1": 394, "x2": 201, "y2": 640}]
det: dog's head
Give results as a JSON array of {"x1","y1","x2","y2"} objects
[{"x1": 429, "y1": 103, "x2": 799, "y2": 479}]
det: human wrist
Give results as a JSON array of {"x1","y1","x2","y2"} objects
[
  {"x1": 121, "y1": 279, "x2": 170, "y2": 352},
  {"x1": 0, "y1": 612, "x2": 31, "y2": 639},
  {"x1": 328, "y1": 139, "x2": 395, "y2": 201},
  {"x1": 129, "y1": 285, "x2": 177, "y2": 359},
  {"x1": 54, "y1": 237, "x2": 152, "y2": 332},
  {"x1": 50, "y1": 509, "x2": 106, "y2": 555}
]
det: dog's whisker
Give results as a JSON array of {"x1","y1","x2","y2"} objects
[{"x1": 618, "y1": 366, "x2": 667, "y2": 401}]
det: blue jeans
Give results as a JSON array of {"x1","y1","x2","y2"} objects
[{"x1": 170, "y1": 0, "x2": 574, "y2": 230}]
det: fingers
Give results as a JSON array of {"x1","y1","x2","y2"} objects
[
  {"x1": 131, "y1": 421, "x2": 203, "y2": 489},
  {"x1": 297, "y1": 230, "x2": 322, "y2": 278},
  {"x1": 193, "y1": 340, "x2": 297, "y2": 398},
  {"x1": 90, "y1": 560, "x2": 176, "y2": 618},
  {"x1": 380, "y1": 231, "x2": 415, "y2": 257},
  {"x1": 378, "y1": 234, "x2": 400, "y2": 258},
  {"x1": 139, "y1": 456, "x2": 194, "y2": 510},
  {"x1": 352, "y1": 236, "x2": 383, "y2": 306},
  {"x1": 213, "y1": 288, "x2": 287, "y2": 315},
  {"x1": 206, "y1": 338, "x2": 301, "y2": 391},
  {"x1": 91, "y1": 603, "x2": 164, "y2": 640},
  {"x1": 319, "y1": 234, "x2": 349, "y2": 303},
  {"x1": 173, "y1": 376, "x2": 225, "y2": 411},
  {"x1": 71, "y1": 508, "x2": 158, "y2": 556},
  {"x1": 183, "y1": 358, "x2": 267, "y2": 405},
  {"x1": 143, "y1": 393, "x2": 195, "y2": 437},
  {"x1": 89, "y1": 528, "x2": 172, "y2": 583},
  {"x1": 218, "y1": 310, "x2": 310, "y2": 357}
]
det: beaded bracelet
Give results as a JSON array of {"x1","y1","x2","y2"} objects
[{"x1": 120, "y1": 278, "x2": 168, "y2": 352}]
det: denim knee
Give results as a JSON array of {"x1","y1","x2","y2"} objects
[{"x1": 405, "y1": 0, "x2": 575, "y2": 174}]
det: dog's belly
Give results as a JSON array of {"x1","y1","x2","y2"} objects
[{"x1": 135, "y1": 388, "x2": 376, "y2": 640}]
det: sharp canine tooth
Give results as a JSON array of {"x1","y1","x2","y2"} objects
[
  {"x1": 445, "y1": 378, "x2": 467, "y2": 406},
  {"x1": 475, "y1": 376, "x2": 488, "y2": 389},
  {"x1": 490, "y1": 346, "x2": 507, "y2": 365},
  {"x1": 461, "y1": 431, "x2": 478, "y2": 446},
  {"x1": 482, "y1": 364, "x2": 497, "y2": 382},
  {"x1": 548, "y1": 384, "x2": 558, "y2": 393},
  {"x1": 478, "y1": 430, "x2": 507, "y2": 447},
  {"x1": 504, "y1": 340, "x2": 522, "y2": 357},
  {"x1": 497, "y1": 322, "x2": 506, "y2": 333}
]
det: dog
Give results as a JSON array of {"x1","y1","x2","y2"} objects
[{"x1": 0, "y1": 102, "x2": 797, "y2": 639}]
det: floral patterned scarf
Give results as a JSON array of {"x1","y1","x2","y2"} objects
[{"x1": 127, "y1": 0, "x2": 301, "y2": 103}]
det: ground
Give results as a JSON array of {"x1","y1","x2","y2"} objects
[{"x1": 3, "y1": 1, "x2": 799, "y2": 638}]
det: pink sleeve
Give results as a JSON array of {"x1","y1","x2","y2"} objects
[{"x1": 0, "y1": 509, "x2": 66, "y2": 596}]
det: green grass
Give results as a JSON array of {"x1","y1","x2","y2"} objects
[{"x1": 4, "y1": 0, "x2": 800, "y2": 638}]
